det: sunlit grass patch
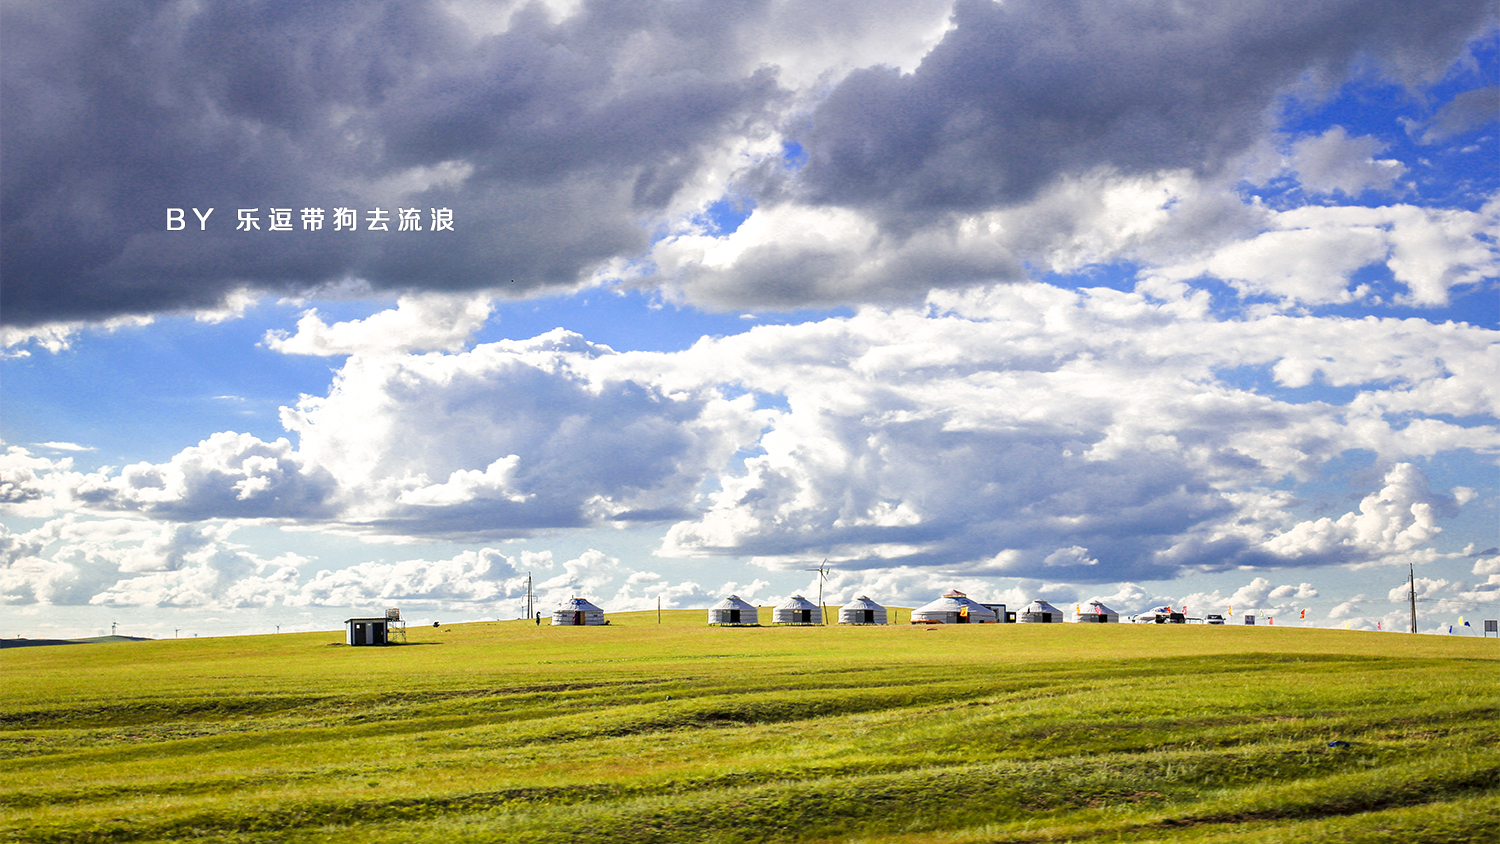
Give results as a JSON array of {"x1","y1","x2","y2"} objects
[{"x1": 2, "y1": 616, "x2": 1495, "y2": 843}]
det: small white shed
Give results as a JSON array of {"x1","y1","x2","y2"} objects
[
  {"x1": 911, "y1": 590, "x2": 998, "y2": 624},
  {"x1": 551, "y1": 596, "x2": 607, "y2": 626},
  {"x1": 345, "y1": 617, "x2": 390, "y2": 646},
  {"x1": 1018, "y1": 599, "x2": 1065, "y2": 623},
  {"x1": 772, "y1": 595, "x2": 822, "y2": 625},
  {"x1": 1073, "y1": 600, "x2": 1119, "y2": 623},
  {"x1": 839, "y1": 595, "x2": 888, "y2": 625},
  {"x1": 708, "y1": 595, "x2": 760, "y2": 625}
]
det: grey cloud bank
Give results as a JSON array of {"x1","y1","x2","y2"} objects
[{"x1": 4, "y1": 0, "x2": 1493, "y2": 325}]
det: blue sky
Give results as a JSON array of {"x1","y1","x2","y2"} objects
[{"x1": 3, "y1": 0, "x2": 1497, "y2": 639}]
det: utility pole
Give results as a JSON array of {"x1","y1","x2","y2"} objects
[
  {"x1": 111, "y1": 621, "x2": 117, "y2": 636},
  {"x1": 657, "y1": 595, "x2": 662, "y2": 625},
  {"x1": 526, "y1": 573, "x2": 533, "y2": 621},
  {"x1": 1409, "y1": 564, "x2": 1417, "y2": 634},
  {"x1": 805, "y1": 560, "x2": 831, "y2": 625}
]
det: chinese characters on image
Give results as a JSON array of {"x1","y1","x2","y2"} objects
[{"x1": 166, "y1": 207, "x2": 454, "y2": 231}]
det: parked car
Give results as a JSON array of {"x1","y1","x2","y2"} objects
[{"x1": 1205, "y1": 614, "x2": 1225, "y2": 625}]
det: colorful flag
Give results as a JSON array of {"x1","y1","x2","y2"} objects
[
  {"x1": 1344, "y1": 620, "x2": 1350, "y2": 630},
  {"x1": 1378, "y1": 621, "x2": 1383, "y2": 630},
  {"x1": 1269, "y1": 617, "x2": 1274, "y2": 625},
  {"x1": 1095, "y1": 603, "x2": 1105, "y2": 615},
  {"x1": 1300, "y1": 609, "x2": 1306, "y2": 619},
  {"x1": 1076, "y1": 604, "x2": 1082, "y2": 615}
]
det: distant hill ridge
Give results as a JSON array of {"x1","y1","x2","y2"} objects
[{"x1": 0, "y1": 634, "x2": 153, "y2": 649}]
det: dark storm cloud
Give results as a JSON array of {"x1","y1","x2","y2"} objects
[
  {"x1": 1, "y1": 0, "x2": 780, "y2": 326},
  {"x1": 790, "y1": 0, "x2": 1494, "y2": 218},
  {"x1": 3, "y1": 0, "x2": 1493, "y2": 326}
]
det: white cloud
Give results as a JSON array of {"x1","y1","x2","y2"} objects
[
  {"x1": 289, "y1": 548, "x2": 525, "y2": 608},
  {"x1": 1149, "y1": 200, "x2": 1500, "y2": 308},
  {"x1": 0, "y1": 314, "x2": 156, "y2": 356},
  {"x1": 0, "y1": 517, "x2": 305, "y2": 608},
  {"x1": 1270, "y1": 582, "x2": 1319, "y2": 601},
  {"x1": 0, "y1": 446, "x2": 83, "y2": 518},
  {"x1": 1044, "y1": 546, "x2": 1100, "y2": 567},
  {"x1": 652, "y1": 288, "x2": 1493, "y2": 577},
  {"x1": 397, "y1": 456, "x2": 531, "y2": 507},
  {"x1": 73, "y1": 432, "x2": 340, "y2": 521},
  {"x1": 263, "y1": 294, "x2": 495, "y2": 356},
  {"x1": 1474, "y1": 553, "x2": 1500, "y2": 577},
  {"x1": 279, "y1": 328, "x2": 767, "y2": 538},
  {"x1": 1266, "y1": 464, "x2": 1462, "y2": 562},
  {"x1": 1328, "y1": 599, "x2": 1364, "y2": 619},
  {"x1": 1288, "y1": 126, "x2": 1407, "y2": 195}
]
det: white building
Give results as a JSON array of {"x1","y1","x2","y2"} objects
[
  {"x1": 772, "y1": 595, "x2": 822, "y2": 625},
  {"x1": 551, "y1": 596, "x2": 607, "y2": 626},
  {"x1": 708, "y1": 595, "x2": 760, "y2": 625},
  {"x1": 1132, "y1": 605, "x2": 1187, "y2": 624},
  {"x1": 838, "y1": 596, "x2": 888, "y2": 625},
  {"x1": 345, "y1": 617, "x2": 390, "y2": 646},
  {"x1": 1073, "y1": 601, "x2": 1119, "y2": 623},
  {"x1": 1018, "y1": 599, "x2": 1065, "y2": 623},
  {"x1": 911, "y1": 590, "x2": 998, "y2": 624}
]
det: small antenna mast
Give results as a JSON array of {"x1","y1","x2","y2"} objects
[{"x1": 1409, "y1": 563, "x2": 1417, "y2": 635}]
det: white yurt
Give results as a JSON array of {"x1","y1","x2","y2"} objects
[
  {"x1": 839, "y1": 595, "x2": 888, "y2": 625},
  {"x1": 708, "y1": 595, "x2": 760, "y2": 625},
  {"x1": 551, "y1": 596, "x2": 607, "y2": 626},
  {"x1": 1132, "y1": 605, "x2": 1186, "y2": 624},
  {"x1": 1073, "y1": 600, "x2": 1119, "y2": 623},
  {"x1": 772, "y1": 594, "x2": 822, "y2": 625},
  {"x1": 911, "y1": 590, "x2": 998, "y2": 624},
  {"x1": 1017, "y1": 599, "x2": 1065, "y2": 623}
]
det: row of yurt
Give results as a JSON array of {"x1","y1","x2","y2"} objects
[
  {"x1": 524, "y1": 594, "x2": 1118, "y2": 629},
  {"x1": 772, "y1": 595, "x2": 822, "y2": 625},
  {"x1": 902, "y1": 593, "x2": 1121, "y2": 625},
  {"x1": 552, "y1": 596, "x2": 607, "y2": 625},
  {"x1": 912, "y1": 590, "x2": 998, "y2": 623},
  {"x1": 714, "y1": 595, "x2": 892, "y2": 625}
]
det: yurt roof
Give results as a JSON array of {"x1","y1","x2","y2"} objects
[
  {"x1": 842, "y1": 595, "x2": 883, "y2": 610},
  {"x1": 558, "y1": 596, "x2": 603, "y2": 611},
  {"x1": 711, "y1": 595, "x2": 758, "y2": 611},
  {"x1": 1084, "y1": 600, "x2": 1118, "y2": 615},
  {"x1": 776, "y1": 594, "x2": 818, "y2": 610},
  {"x1": 1021, "y1": 599, "x2": 1064, "y2": 614}
]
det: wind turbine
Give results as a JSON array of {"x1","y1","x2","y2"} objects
[{"x1": 805, "y1": 560, "x2": 831, "y2": 625}]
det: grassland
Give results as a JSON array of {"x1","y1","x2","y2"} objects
[{"x1": 3, "y1": 610, "x2": 1497, "y2": 843}]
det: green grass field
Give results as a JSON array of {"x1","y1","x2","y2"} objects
[{"x1": 3, "y1": 611, "x2": 1497, "y2": 843}]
